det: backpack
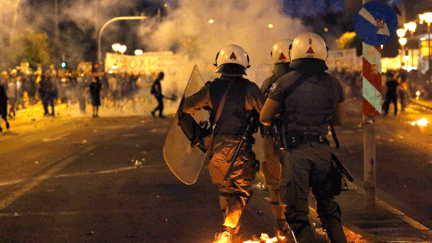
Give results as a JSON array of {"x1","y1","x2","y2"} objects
[{"x1": 150, "y1": 82, "x2": 156, "y2": 94}]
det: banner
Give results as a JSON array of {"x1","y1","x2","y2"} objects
[
  {"x1": 326, "y1": 48, "x2": 362, "y2": 72},
  {"x1": 104, "y1": 51, "x2": 188, "y2": 75}
]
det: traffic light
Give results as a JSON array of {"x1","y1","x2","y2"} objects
[{"x1": 61, "y1": 62, "x2": 67, "y2": 68}]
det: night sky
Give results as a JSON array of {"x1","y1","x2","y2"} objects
[{"x1": 164, "y1": 0, "x2": 346, "y2": 17}]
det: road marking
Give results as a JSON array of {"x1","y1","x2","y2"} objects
[
  {"x1": 0, "y1": 145, "x2": 96, "y2": 210},
  {"x1": 54, "y1": 166, "x2": 138, "y2": 178},
  {"x1": 347, "y1": 181, "x2": 432, "y2": 233}
]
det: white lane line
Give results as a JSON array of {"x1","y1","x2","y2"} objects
[
  {"x1": 0, "y1": 207, "x2": 221, "y2": 217},
  {"x1": 347, "y1": 181, "x2": 432, "y2": 233},
  {"x1": 54, "y1": 166, "x2": 138, "y2": 178},
  {"x1": 0, "y1": 145, "x2": 96, "y2": 210}
]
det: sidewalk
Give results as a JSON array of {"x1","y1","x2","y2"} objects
[{"x1": 320, "y1": 98, "x2": 432, "y2": 242}]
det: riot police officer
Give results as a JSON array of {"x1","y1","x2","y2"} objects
[
  {"x1": 260, "y1": 39, "x2": 296, "y2": 238},
  {"x1": 260, "y1": 32, "x2": 347, "y2": 243},
  {"x1": 182, "y1": 45, "x2": 264, "y2": 243}
]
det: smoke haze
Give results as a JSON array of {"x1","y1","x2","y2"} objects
[{"x1": 139, "y1": 0, "x2": 308, "y2": 81}]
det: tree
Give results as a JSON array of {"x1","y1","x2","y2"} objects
[{"x1": 1, "y1": 29, "x2": 52, "y2": 71}]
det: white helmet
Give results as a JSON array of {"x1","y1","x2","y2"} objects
[
  {"x1": 271, "y1": 39, "x2": 293, "y2": 64},
  {"x1": 289, "y1": 32, "x2": 328, "y2": 61},
  {"x1": 214, "y1": 44, "x2": 250, "y2": 75}
]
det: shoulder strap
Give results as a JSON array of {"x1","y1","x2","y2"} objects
[
  {"x1": 263, "y1": 73, "x2": 285, "y2": 97},
  {"x1": 282, "y1": 73, "x2": 310, "y2": 102},
  {"x1": 206, "y1": 80, "x2": 233, "y2": 155}
]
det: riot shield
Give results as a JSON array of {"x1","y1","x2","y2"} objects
[
  {"x1": 163, "y1": 65, "x2": 211, "y2": 185},
  {"x1": 255, "y1": 63, "x2": 273, "y2": 88}
]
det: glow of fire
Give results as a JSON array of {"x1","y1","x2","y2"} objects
[
  {"x1": 416, "y1": 91, "x2": 421, "y2": 96},
  {"x1": 242, "y1": 233, "x2": 284, "y2": 243},
  {"x1": 411, "y1": 118, "x2": 429, "y2": 127}
]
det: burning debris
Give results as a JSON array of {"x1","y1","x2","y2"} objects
[
  {"x1": 242, "y1": 233, "x2": 286, "y2": 243},
  {"x1": 410, "y1": 118, "x2": 430, "y2": 127}
]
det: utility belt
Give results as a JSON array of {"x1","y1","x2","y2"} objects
[{"x1": 283, "y1": 130, "x2": 329, "y2": 150}]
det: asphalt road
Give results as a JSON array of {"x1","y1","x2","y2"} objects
[
  {"x1": 1, "y1": 99, "x2": 432, "y2": 242},
  {"x1": 0, "y1": 115, "x2": 277, "y2": 243}
]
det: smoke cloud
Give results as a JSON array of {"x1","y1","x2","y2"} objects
[{"x1": 139, "y1": 0, "x2": 308, "y2": 82}]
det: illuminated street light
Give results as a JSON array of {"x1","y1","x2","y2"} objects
[
  {"x1": 134, "y1": 49, "x2": 143, "y2": 55},
  {"x1": 396, "y1": 28, "x2": 406, "y2": 38},
  {"x1": 98, "y1": 16, "x2": 147, "y2": 69},
  {"x1": 112, "y1": 43, "x2": 121, "y2": 53},
  {"x1": 268, "y1": 24, "x2": 274, "y2": 28},
  {"x1": 420, "y1": 12, "x2": 432, "y2": 70},
  {"x1": 404, "y1": 22, "x2": 417, "y2": 34},
  {"x1": 399, "y1": 37, "x2": 407, "y2": 46},
  {"x1": 208, "y1": 19, "x2": 214, "y2": 24},
  {"x1": 119, "y1": 45, "x2": 127, "y2": 54}
]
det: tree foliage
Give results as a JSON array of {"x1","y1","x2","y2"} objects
[
  {"x1": 2, "y1": 29, "x2": 52, "y2": 70},
  {"x1": 336, "y1": 32, "x2": 357, "y2": 49}
]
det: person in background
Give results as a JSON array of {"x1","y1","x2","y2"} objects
[
  {"x1": 151, "y1": 72, "x2": 166, "y2": 118},
  {"x1": 7, "y1": 78, "x2": 17, "y2": 118},
  {"x1": 397, "y1": 76, "x2": 409, "y2": 113},
  {"x1": 84, "y1": 76, "x2": 103, "y2": 118},
  {"x1": 382, "y1": 73, "x2": 399, "y2": 116},
  {"x1": 0, "y1": 82, "x2": 9, "y2": 132}
]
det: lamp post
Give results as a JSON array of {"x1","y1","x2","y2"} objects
[
  {"x1": 397, "y1": 29, "x2": 406, "y2": 68},
  {"x1": 419, "y1": 12, "x2": 432, "y2": 71},
  {"x1": 98, "y1": 16, "x2": 147, "y2": 69},
  {"x1": 399, "y1": 37, "x2": 407, "y2": 68},
  {"x1": 404, "y1": 22, "x2": 417, "y2": 69}
]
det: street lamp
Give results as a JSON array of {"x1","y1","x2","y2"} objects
[
  {"x1": 399, "y1": 37, "x2": 407, "y2": 68},
  {"x1": 419, "y1": 12, "x2": 432, "y2": 71},
  {"x1": 119, "y1": 45, "x2": 127, "y2": 55},
  {"x1": 112, "y1": 43, "x2": 121, "y2": 53},
  {"x1": 134, "y1": 49, "x2": 143, "y2": 55},
  {"x1": 98, "y1": 16, "x2": 147, "y2": 69},
  {"x1": 397, "y1": 29, "x2": 406, "y2": 68},
  {"x1": 404, "y1": 22, "x2": 417, "y2": 68}
]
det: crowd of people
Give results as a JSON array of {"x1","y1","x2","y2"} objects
[{"x1": 0, "y1": 70, "x2": 162, "y2": 126}]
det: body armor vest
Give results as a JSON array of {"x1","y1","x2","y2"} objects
[{"x1": 210, "y1": 77, "x2": 249, "y2": 136}]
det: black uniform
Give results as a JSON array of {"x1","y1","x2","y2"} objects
[
  {"x1": 260, "y1": 63, "x2": 295, "y2": 232},
  {"x1": 89, "y1": 82, "x2": 102, "y2": 107},
  {"x1": 268, "y1": 58, "x2": 346, "y2": 243},
  {"x1": 382, "y1": 79, "x2": 399, "y2": 116},
  {"x1": 0, "y1": 84, "x2": 9, "y2": 131}
]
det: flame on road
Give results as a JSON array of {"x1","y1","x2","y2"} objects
[
  {"x1": 410, "y1": 118, "x2": 430, "y2": 127},
  {"x1": 242, "y1": 233, "x2": 285, "y2": 243}
]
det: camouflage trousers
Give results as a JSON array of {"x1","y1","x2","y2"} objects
[
  {"x1": 208, "y1": 135, "x2": 259, "y2": 229},
  {"x1": 261, "y1": 136, "x2": 286, "y2": 230}
]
